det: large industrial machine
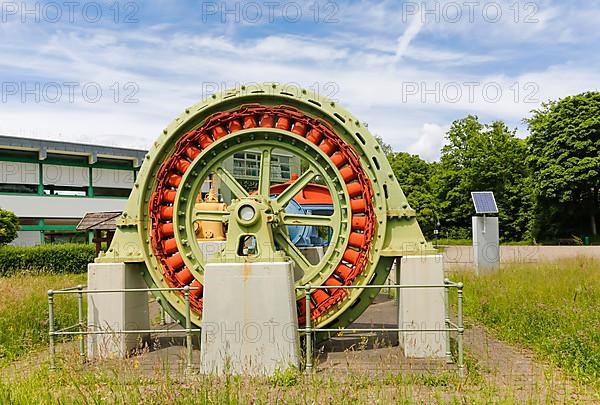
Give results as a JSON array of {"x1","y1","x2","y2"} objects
[{"x1": 98, "y1": 83, "x2": 434, "y2": 335}]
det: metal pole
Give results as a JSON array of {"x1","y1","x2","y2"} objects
[
  {"x1": 444, "y1": 278, "x2": 452, "y2": 364},
  {"x1": 395, "y1": 259, "x2": 402, "y2": 345},
  {"x1": 48, "y1": 290, "x2": 56, "y2": 371},
  {"x1": 184, "y1": 286, "x2": 193, "y2": 374},
  {"x1": 157, "y1": 297, "x2": 166, "y2": 326},
  {"x1": 394, "y1": 259, "x2": 401, "y2": 304},
  {"x1": 304, "y1": 284, "x2": 313, "y2": 373},
  {"x1": 457, "y1": 282, "x2": 465, "y2": 377},
  {"x1": 77, "y1": 285, "x2": 85, "y2": 364}
]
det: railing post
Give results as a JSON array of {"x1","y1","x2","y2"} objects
[
  {"x1": 157, "y1": 297, "x2": 166, "y2": 326},
  {"x1": 394, "y1": 259, "x2": 401, "y2": 304},
  {"x1": 48, "y1": 289, "x2": 56, "y2": 371},
  {"x1": 444, "y1": 278, "x2": 452, "y2": 364},
  {"x1": 184, "y1": 286, "x2": 193, "y2": 374},
  {"x1": 304, "y1": 284, "x2": 313, "y2": 373},
  {"x1": 77, "y1": 285, "x2": 85, "y2": 364},
  {"x1": 457, "y1": 282, "x2": 465, "y2": 377}
]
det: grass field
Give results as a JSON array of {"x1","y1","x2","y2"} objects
[
  {"x1": 1, "y1": 263, "x2": 598, "y2": 403},
  {"x1": 0, "y1": 273, "x2": 86, "y2": 364},
  {"x1": 454, "y1": 257, "x2": 600, "y2": 389}
]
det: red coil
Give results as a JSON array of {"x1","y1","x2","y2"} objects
[
  {"x1": 351, "y1": 199, "x2": 367, "y2": 213},
  {"x1": 291, "y1": 122, "x2": 307, "y2": 136},
  {"x1": 260, "y1": 114, "x2": 274, "y2": 127},
  {"x1": 340, "y1": 166, "x2": 356, "y2": 183},
  {"x1": 148, "y1": 104, "x2": 377, "y2": 324},
  {"x1": 276, "y1": 117, "x2": 291, "y2": 130},
  {"x1": 343, "y1": 249, "x2": 360, "y2": 265},
  {"x1": 184, "y1": 146, "x2": 201, "y2": 160},
  {"x1": 190, "y1": 280, "x2": 204, "y2": 298},
  {"x1": 348, "y1": 232, "x2": 366, "y2": 248},
  {"x1": 162, "y1": 190, "x2": 176, "y2": 204},
  {"x1": 167, "y1": 174, "x2": 181, "y2": 188},
  {"x1": 306, "y1": 129, "x2": 323, "y2": 144},
  {"x1": 175, "y1": 267, "x2": 194, "y2": 285},
  {"x1": 199, "y1": 133, "x2": 213, "y2": 149},
  {"x1": 159, "y1": 223, "x2": 174, "y2": 237},
  {"x1": 175, "y1": 159, "x2": 190, "y2": 174},
  {"x1": 319, "y1": 139, "x2": 337, "y2": 156},
  {"x1": 159, "y1": 206, "x2": 173, "y2": 220},
  {"x1": 334, "y1": 263, "x2": 354, "y2": 280},
  {"x1": 212, "y1": 126, "x2": 227, "y2": 140},
  {"x1": 331, "y1": 152, "x2": 348, "y2": 168},
  {"x1": 162, "y1": 238, "x2": 178, "y2": 254},
  {"x1": 346, "y1": 182, "x2": 363, "y2": 198},
  {"x1": 351, "y1": 216, "x2": 368, "y2": 230},
  {"x1": 228, "y1": 120, "x2": 242, "y2": 133},
  {"x1": 165, "y1": 253, "x2": 184, "y2": 271}
]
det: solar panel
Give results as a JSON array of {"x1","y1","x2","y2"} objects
[{"x1": 471, "y1": 191, "x2": 498, "y2": 214}]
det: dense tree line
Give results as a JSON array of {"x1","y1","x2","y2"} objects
[{"x1": 386, "y1": 92, "x2": 600, "y2": 243}]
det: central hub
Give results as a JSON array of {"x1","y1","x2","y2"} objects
[
  {"x1": 233, "y1": 199, "x2": 267, "y2": 227},
  {"x1": 239, "y1": 204, "x2": 256, "y2": 221}
]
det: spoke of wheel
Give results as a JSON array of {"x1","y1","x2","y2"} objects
[
  {"x1": 258, "y1": 147, "x2": 272, "y2": 197},
  {"x1": 193, "y1": 209, "x2": 229, "y2": 222},
  {"x1": 215, "y1": 167, "x2": 249, "y2": 199},
  {"x1": 282, "y1": 213, "x2": 332, "y2": 227},
  {"x1": 273, "y1": 229, "x2": 312, "y2": 274},
  {"x1": 275, "y1": 169, "x2": 316, "y2": 207}
]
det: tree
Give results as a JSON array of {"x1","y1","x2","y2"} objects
[
  {"x1": 388, "y1": 152, "x2": 438, "y2": 237},
  {"x1": 526, "y1": 92, "x2": 600, "y2": 240},
  {"x1": 433, "y1": 116, "x2": 533, "y2": 241},
  {"x1": 0, "y1": 208, "x2": 19, "y2": 246}
]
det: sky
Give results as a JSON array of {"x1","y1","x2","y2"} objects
[{"x1": 0, "y1": 0, "x2": 598, "y2": 161}]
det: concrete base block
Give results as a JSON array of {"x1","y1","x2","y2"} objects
[
  {"x1": 398, "y1": 255, "x2": 447, "y2": 358},
  {"x1": 200, "y1": 261, "x2": 300, "y2": 375},
  {"x1": 472, "y1": 216, "x2": 500, "y2": 274},
  {"x1": 87, "y1": 262, "x2": 150, "y2": 359}
]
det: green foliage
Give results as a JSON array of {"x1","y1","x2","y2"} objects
[
  {"x1": 432, "y1": 116, "x2": 533, "y2": 241},
  {"x1": 455, "y1": 258, "x2": 600, "y2": 389},
  {"x1": 0, "y1": 208, "x2": 19, "y2": 246},
  {"x1": 269, "y1": 366, "x2": 300, "y2": 387},
  {"x1": 526, "y1": 92, "x2": 600, "y2": 240},
  {"x1": 388, "y1": 152, "x2": 438, "y2": 237},
  {"x1": 0, "y1": 244, "x2": 96, "y2": 276}
]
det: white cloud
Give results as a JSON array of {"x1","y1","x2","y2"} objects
[
  {"x1": 407, "y1": 123, "x2": 449, "y2": 161},
  {"x1": 0, "y1": 0, "x2": 598, "y2": 162}
]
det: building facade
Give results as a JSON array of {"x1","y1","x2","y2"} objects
[
  {"x1": 0, "y1": 136, "x2": 300, "y2": 246},
  {"x1": 0, "y1": 135, "x2": 145, "y2": 246}
]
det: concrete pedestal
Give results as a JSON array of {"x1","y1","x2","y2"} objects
[
  {"x1": 87, "y1": 262, "x2": 150, "y2": 359},
  {"x1": 472, "y1": 216, "x2": 499, "y2": 274},
  {"x1": 398, "y1": 255, "x2": 447, "y2": 358},
  {"x1": 200, "y1": 261, "x2": 300, "y2": 375}
]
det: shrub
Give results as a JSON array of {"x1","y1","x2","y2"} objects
[
  {"x1": 0, "y1": 208, "x2": 19, "y2": 246},
  {"x1": 0, "y1": 244, "x2": 96, "y2": 276}
]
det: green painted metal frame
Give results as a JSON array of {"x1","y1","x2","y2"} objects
[{"x1": 99, "y1": 82, "x2": 436, "y2": 333}]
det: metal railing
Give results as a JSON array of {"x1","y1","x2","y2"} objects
[
  {"x1": 48, "y1": 280, "x2": 464, "y2": 375},
  {"x1": 47, "y1": 285, "x2": 201, "y2": 373},
  {"x1": 298, "y1": 278, "x2": 464, "y2": 376}
]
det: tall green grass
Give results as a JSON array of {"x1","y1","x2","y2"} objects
[
  {"x1": 455, "y1": 258, "x2": 600, "y2": 388},
  {"x1": 0, "y1": 273, "x2": 86, "y2": 364}
]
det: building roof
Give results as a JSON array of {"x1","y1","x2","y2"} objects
[
  {"x1": 76, "y1": 211, "x2": 122, "y2": 230},
  {"x1": 0, "y1": 135, "x2": 147, "y2": 167}
]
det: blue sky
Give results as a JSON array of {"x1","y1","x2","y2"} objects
[{"x1": 0, "y1": 0, "x2": 598, "y2": 160}]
